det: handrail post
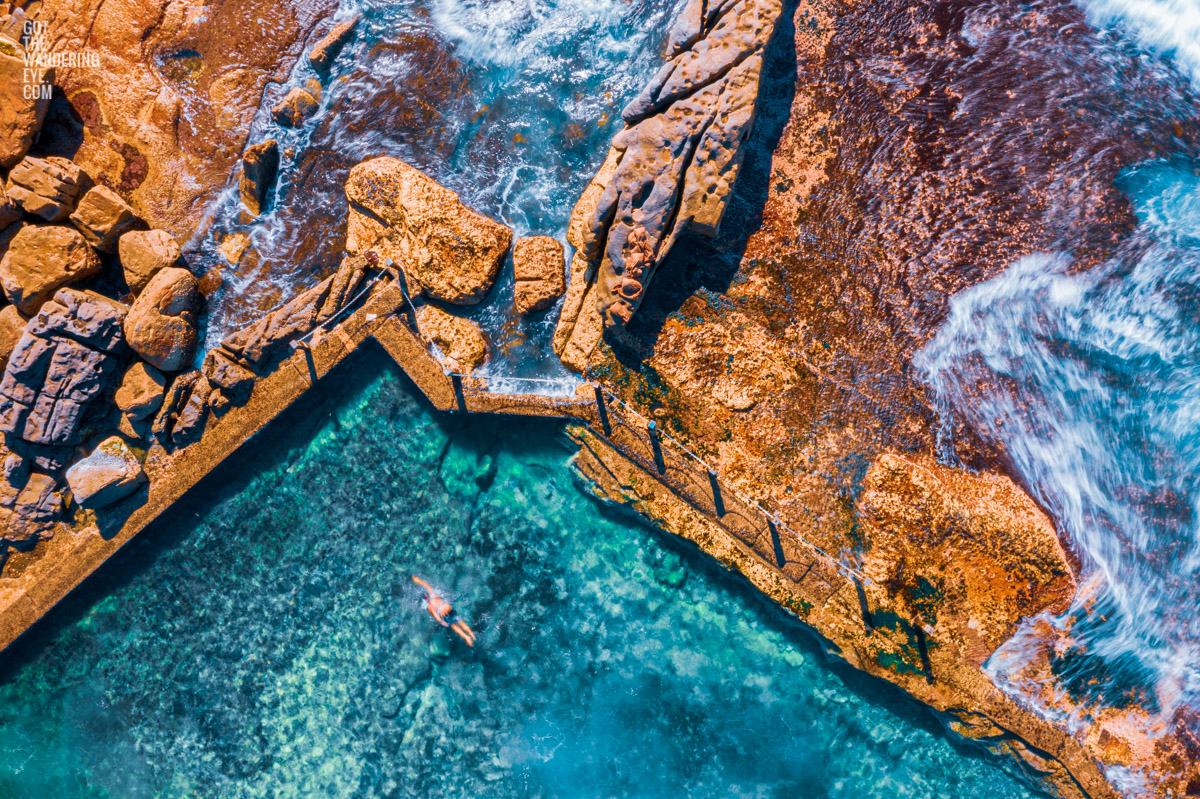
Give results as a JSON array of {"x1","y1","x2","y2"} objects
[
  {"x1": 451, "y1": 374, "x2": 466, "y2": 412},
  {"x1": 707, "y1": 470, "x2": 725, "y2": 516},
  {"x1": 647, "y1": 420, "x2": 666, "y2": 474},
  {"x1": 767, "y1": 518, "x2": 786, "y2": 567},
  {"x1": 593, "y1": 385, "x2": 612, "y2": 436},
  {"x1": 852, "y1": 576, "x2": 874, "y2": 633}
]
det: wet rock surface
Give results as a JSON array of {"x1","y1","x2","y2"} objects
[
  {"x1": 309, "y1": 14, "x2": 359, "y2": 74},
  {"x1": 34, "y1": 0, "x2": 336, "y2": 235},
  {"x1": 238, "y1": 140, "x2": 279, "y2": 217},
  {"x1": 568, "y1": 0, "x2": 1200, "y2": 793},
  {"x1": 415, "y1": 304, "x2": 489, "y2": 374},
  {"x1": 272, "y1": 86, "x2": 320, "y2": 128},
  {"x1": 345, "y1": 157, "x2": 511, "y2": 305},
  {"x1": 0, "y1": 224, "x2": 102, "y2": 314}
]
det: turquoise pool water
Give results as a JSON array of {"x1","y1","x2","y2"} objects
[{"x1": 0, "y1": 348, "x2": 1044, "y2": 797}]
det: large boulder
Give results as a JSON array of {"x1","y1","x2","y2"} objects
[
  {"x1": 0, "y1": 225, "x2": 103, "y2": 314},
  {"x1": 0, "y1": 289, "x2": 127, "y2": 447},
  {"x1": 345, "y1": 157, "x2": 512, "y2": 305},
  {"x1": 4, "y1": 156, "x2": 90, "y2": 223},
  {"x1": 124, "y1": 267, "x2": 201, "y2": 371},
  {"x1": 114, "y1": 361, "x2": 166, "y2": 420},
  {"x1": 65, "y1": 435, "x2": 146, "y2": 510},
  {"x1": 414, "y1": 305, "x2": 488, "y2": 374},
  {"x1": 512, "y1": 236, "x2": 566, "y2": 314},
  {"x1": 238, "y1": 139, "x2": 279, "y2": 216},
  {"x1": 0, "y1": 36, "x2": 52, "y2": 168},
  {"x1": 0, "y1": 304, "x2": 26, "y2": 371},
  {"x1": 118, "y1": 229, "x2": 181, "y2": 293},
  {"x1": 70, "y1": 185, "x2": 140, "y2": 253},
  {"x1": 309, "y1": 14, "x2": 359, "y2": 73}
]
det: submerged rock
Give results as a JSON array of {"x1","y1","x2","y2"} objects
[
  {"x1": 119, "y1": 229, "x2": 182, "y2": 294},
  {"x1": 345, "y1": 157, "x2": 511, "y2": 305},
  {"x1": 415, "y1": 305, "x2": 488, "y2": 374},
  {"x1": 70, "y1": 185, "x2": 140, "y2": 254},
  {"x1": 512, "y1": 236, "x2": 566, "y2": 315},
  {"x1": 0, "y1": 225, "x2": 102, "y2": 314},
  {"x1": 65, "y1": 435, "x2": 146, "y2": 510},
  {"x1": 124, "y1": 267, "x2": 201, "y2": 372},
  {"x1": 238, "y1": 139, "x2": 280, "y2": 216},
  {"x1": 4, "y1": 156, "x2": 90, "y2": 223}
]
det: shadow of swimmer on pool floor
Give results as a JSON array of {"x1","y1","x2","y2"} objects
[{"x1": 413, "y1": 575, "x2": 477, "y2": 647}]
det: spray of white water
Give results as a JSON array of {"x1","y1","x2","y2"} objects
[{"x1": 918, "y1": 160, "x2": 1200, "y2": 751}]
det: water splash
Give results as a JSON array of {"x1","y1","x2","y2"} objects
[{"x1": 917, "y1": 158, "x2": 1200, "y2": 734}]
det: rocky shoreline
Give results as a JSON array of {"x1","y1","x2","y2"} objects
[{"x1": 0, "y1": 0, "x2": 1195, "y2": 797}]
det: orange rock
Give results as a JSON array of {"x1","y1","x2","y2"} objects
[
  {"x1": 345, "y1": 157, "x2": 512, "y2": 305},
  {"x1": 512, "y1": 236, "x2": 565, "y2": 314}
]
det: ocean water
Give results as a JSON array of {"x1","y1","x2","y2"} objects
[
  {"x1": 0, "y1": 347, "x2": 1045, "y2": 798},
  {"x1": 194, "y1": 0, "x2": 683, "y2": 381},
  {"x1": 918, "y1": 158, "x2": 1200, "y2": 769}
]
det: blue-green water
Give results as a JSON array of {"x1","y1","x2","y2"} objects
[{"x1": 0, "y1": 348, "x2": 1044, "y2": 797}]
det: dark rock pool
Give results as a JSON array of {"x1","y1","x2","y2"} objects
[{"x1": 0, "y1": 347, "x2": 1045, "y2": 797}]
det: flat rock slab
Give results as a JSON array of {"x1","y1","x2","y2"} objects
[{"x1": 345, "y1": 157, "x2": 512, "y2": 305}]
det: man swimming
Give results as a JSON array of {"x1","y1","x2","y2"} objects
[{"x1": 412, "y1": 576, "x2": 476, "y2": 647}]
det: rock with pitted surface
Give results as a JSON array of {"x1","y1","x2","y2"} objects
[
  {"x1": 238, "y1": 139, "x2": 280, "y2": 216},
  {"x1": 272, "y1": 86, "x2": 319, "y2": 127},
  {"x1": 512, "y1": 236, "x2": 566, "y2": 314},
  {"x1": 0, "y1": 289, "x2": 127, "y2": 447},
  {"x1": 27, "y1": 288, "x2": 129, "y2": 352},
  {"x1": 114, "y1": 361, "x2": 166, "y2": 420},
  {"x1": 0, "y1": 304, "x2": 26, "y2": 371},
  {"x1": 0, "y1": 32, "x2": 52, "y2": 169},
  {"x1": 415, "y1": 304, "x2": 488, "y2": 373},
  {"x1": 345, "y1": 157, "x2": 511, "y2": 305},
  {"x1": 552, "y1": 0, "x2": 781, "y2": 368},
  {"x1": 70, "y1": 185, "x2": 140, "y2": 253},
  {"x1": 65, "y1": 435, "x2": 146, "y2": 510},
  {"x1": 124, "y1": 267, "x2": 201, "y2": 372},
  {"x1": 0, "y1": 225, "x2": 103, "y2": 314},
  {"x1": 4, "y1": 156, "x2": 91, "y2": 223},
  {"x1": 309, "y1": 14, "x2": 359, "y2": 73},
  {"x1": 118, "y1": 228, "x2": 182, "y2": 293}
]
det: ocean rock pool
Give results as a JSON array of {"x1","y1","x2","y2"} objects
[{"x1": 0, "y1": 347, "x2": 1045, "y2": 797}]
